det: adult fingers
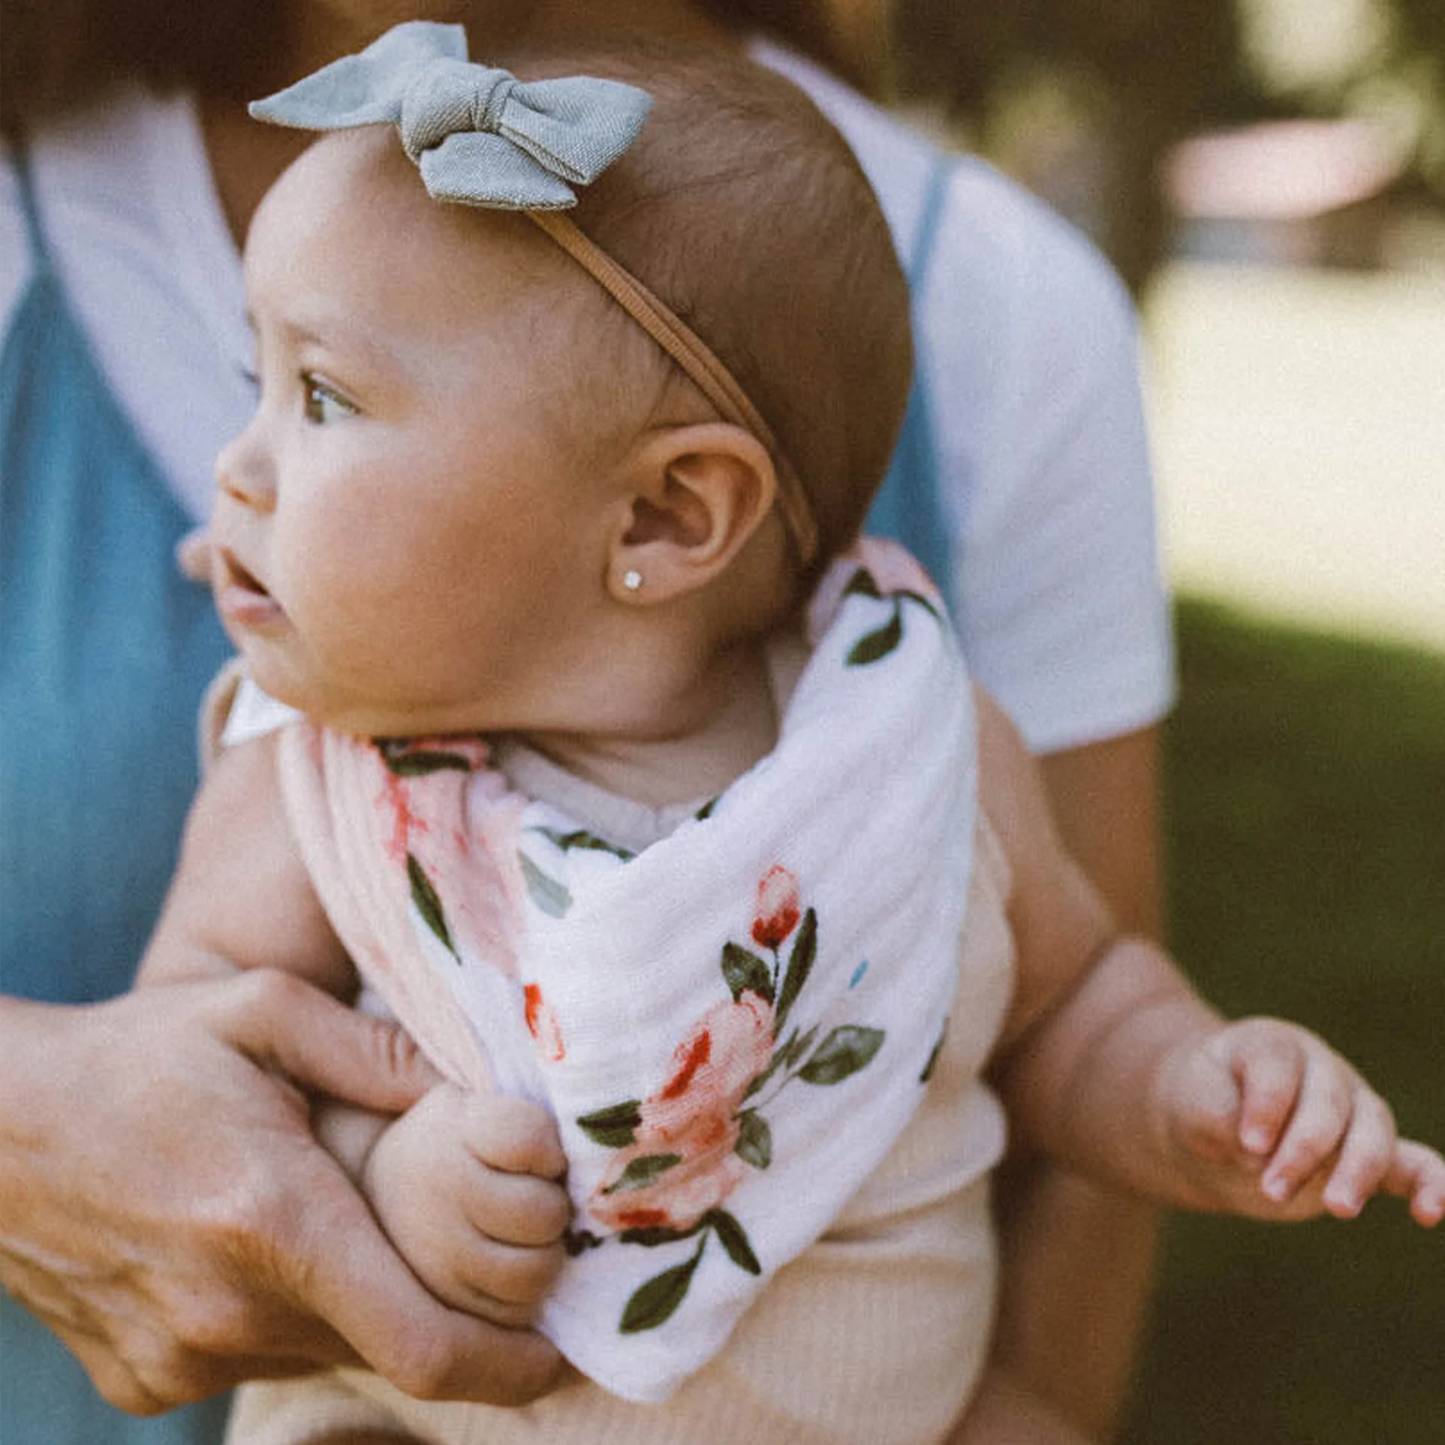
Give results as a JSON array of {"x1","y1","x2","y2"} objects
[
  {"x1": 212, "y1": 971, "x2": 440, "y2": 1115},
  {"x1": 281, "y1": 1169, "x2": 563, "y2": 1404}
]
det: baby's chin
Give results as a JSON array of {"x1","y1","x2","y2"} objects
[{"x1": 237, "y1": 647, "x2": 499, "y2": 740}]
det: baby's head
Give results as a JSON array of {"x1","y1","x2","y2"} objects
[
  {"x1": 213, "y1": 26, "x2": 910, "y2": 738},
  {"x1": 523, "y1": 36, "x2": 913, "y2": 569}
]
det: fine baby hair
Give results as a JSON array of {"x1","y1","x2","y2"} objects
[
  {"x1": 252, "y1": 21, "x2": 913, "y2": 586},
  {"x1": 222, "y1": 21, "x2": 967, "y2": 1405},
  {"x1": 515, "y1": 36, "x2": 915, "y2": 569},
  {"x1": 161, "y1": 21, "x2": 1445, "y2": 1445}
]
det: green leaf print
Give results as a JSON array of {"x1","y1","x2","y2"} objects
[
  {"x1": 722, "y1": 942, "x2": 774, "y2": 1004},
  {"x1": 379, "y1": 749, "x2": 475, "y2": 776},
  {"x1": 846, "y1": 604, "x2": 903, "y2": 667},
  {"x1": 407, "y1": 854, "x2": 454, "y2": 956},
  {"x1": 620, "y1": 1240, "x2": 705, "y2": 1334},
  {"x1": 530, "y1": 826, "x2": 635, "y2": 861},
  {"x1": 706, "y1": 1209, "x2": 761, "y2": 1276},
  {"x1": 920, "y1": 1018, "x2": 949, "y2": 1083},
  {"x1": 780, "y1": 1023, "x2": 820, "y2": 1069},
  {"x1": 773, "y1": 907, "x2": 817, "y2": 1033},
  {"x1": 798, "y1": 1025, "x2": 886, "y2": 1084},
  {"x1": 519, "y1": 853, "x2": 572, "y2": 917},
  {"x1": 843, "y1": 567, "x2": 882, "y2": 601},
  {"x1": 576, "y1": 1100, "x2": 642, "y2": 1148},
  {"x1": 734, "y1": 1109, "x2": 773, "y2": 1170},
  {"x1": 898, "y1": 588, "x2": 943, "y2": 622},
  {"x1": 618, "y1": 1219, "x2": 709, "y2": 1248},
  {"x1": 602, "y1": 1153, "x2": 683, "y2": 1195}
]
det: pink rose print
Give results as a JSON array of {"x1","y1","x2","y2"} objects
[
  {"x1": 849, "y1": 536, "x2": 944, "y2": 609},
  {"x1": 590, "y1": 1117, "x2": 752, "y2": 1236},
  {"x1": 751, "y1": 864, "x2": 801, "y2": 950},
  {"x1": 805, "y1": 537, "x2": 945, "y2": 665},
  {"x1": 370, "y1": 737, "x2": 526, "y2": 978},
  {"x1": 572, "y1": 868, "x2": 888, "y2": 1336},
  {"x1": 524, "y1": 982, "x2": 566, "y2": 1063},
  {"x1": 588, "y1": 992, "x2": 772, "y2": 1234}
]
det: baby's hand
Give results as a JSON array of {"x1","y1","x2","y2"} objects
[
  {"x1": 364, "y1": 1085, "x2": 571, "y2": 1326},
  {"x1": 1162, "y1": 1017, "x2": 1445, "y2": 1226}
]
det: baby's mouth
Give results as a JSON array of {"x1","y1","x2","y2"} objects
[
  {"x1": 222, "y1": 550, "x2": 268, "y2": 596},
  {"x1": 215, "y1": 547, "x2": 285, "y2": 629}
]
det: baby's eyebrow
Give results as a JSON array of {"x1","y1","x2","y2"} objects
[{"x1": 249, "y1": 306, "x2": 407, "y2": 384}]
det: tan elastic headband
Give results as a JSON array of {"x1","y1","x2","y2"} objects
[{"x1": 528, "y1": 211, "x2": 820, "y2": 568}]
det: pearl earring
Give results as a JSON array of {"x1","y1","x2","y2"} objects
[{"x1": 622, "y1": 569, "x2": 643, "y2": 592}]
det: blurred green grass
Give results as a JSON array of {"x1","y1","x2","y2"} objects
[{"x1": 1121, "y1": 596, "x2": 1445, "y2": 1444}]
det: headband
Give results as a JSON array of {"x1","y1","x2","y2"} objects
[{"x1": 250, "y1": 21, "x2": 819, "y2": 567}]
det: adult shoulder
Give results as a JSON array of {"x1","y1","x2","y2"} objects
[
  {"x1": 751, "y1": 43, "x2": 1171, "y2": 752},
  {"x1": 0, "y1": 86, "x2": 254, "y2": 523}
]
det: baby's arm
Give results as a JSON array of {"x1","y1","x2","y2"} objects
[
  {"x1": 137, "y1": 729, "x2": 354, "y2": 991},
  {"x1": 137, "y1": 730, "x2": 569, "y2": 1322},
  {"x1": 979, "y1": 689, "x2": 1445, "y2": 1226}
]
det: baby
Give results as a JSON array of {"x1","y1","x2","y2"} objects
[{"x1": 139, "y1": 22, "x2": 1445, "y2": 1445}]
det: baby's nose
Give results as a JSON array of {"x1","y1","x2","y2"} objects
[{"x1": 215, "y1": 426, "x2": 277, "y2": 513}]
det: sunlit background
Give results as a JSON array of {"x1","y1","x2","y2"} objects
[{"x1": 876, "y1": 1, "x2": 1445, "y2": 1439}]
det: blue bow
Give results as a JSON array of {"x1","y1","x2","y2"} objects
[{"x1": 249, "y1": 21, "x2": 652, "y2": 210}]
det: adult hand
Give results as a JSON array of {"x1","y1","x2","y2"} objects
[{"x1": 0, "y1": 971, "x2": 564, "y2": 1415}]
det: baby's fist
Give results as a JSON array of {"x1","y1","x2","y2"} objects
[
  {"x1": 366, "y1": 1086, "x2": 571, "y2": 1324},
  {"x1": 1163, "y1": 1017, "x2": 1445, "y2": 1225}
]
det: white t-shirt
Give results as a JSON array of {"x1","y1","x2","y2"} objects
[{"x1": 0, "y1": 49, "x2": 1173, "y2": 754}]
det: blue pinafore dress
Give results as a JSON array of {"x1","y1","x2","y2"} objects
[
  {"x1": 0, "y1": 135, "x2": 957, "y2": 1443},
  {"x1": 866, "y1": 154, "x2": 958, "y2": 598},
  {"x1": 0, "y1": 152, "x2": 233, "y2": 1445}
]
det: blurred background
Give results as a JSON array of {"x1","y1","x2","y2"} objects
[{"x1": 881, "y1": 1, "x2": 1445, "y2": 1440}]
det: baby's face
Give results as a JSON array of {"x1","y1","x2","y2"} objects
[{"x1": 212, "y1": 130, "x2": 627, "y2": 736}]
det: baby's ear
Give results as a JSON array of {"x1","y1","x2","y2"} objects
[{"x1": 606, "y1": 422, "x2": 780, "y2": 604}]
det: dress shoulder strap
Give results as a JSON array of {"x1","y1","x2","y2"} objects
[
  {"x1": 7, "y1": 144, "x2": 53, "y2": 274},
  {"x1": 865, "y1": 149, "x2": 958, "y2": 597},
  {"x1": 907, "y1": 150, "x2": 954, "y2": 286}
]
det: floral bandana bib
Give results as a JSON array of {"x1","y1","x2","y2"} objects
[{"x1": 276, "y1": 538, "x2": 977, "y2": 1401}]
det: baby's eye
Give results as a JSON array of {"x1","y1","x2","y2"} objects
[{"x1": 302, "y1": 374, "x2": 359, "y2": 425}]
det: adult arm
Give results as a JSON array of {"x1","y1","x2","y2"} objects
[
  {"x1": 1040, "y1": 725, "x2": 1163, "y2": 938},
  {"x1": 1, "y1": 737, "x2": 567, "y2": 1415},
  {"x1": 0, "y1": 977, "x2": 563, "y2": 1416},
  {"x1": 938, "y1": 179, "x2": 1169, "y2": 1436},
  {"x1": 991, "y1": 726, "x2": 1163, "y2": 1439}
]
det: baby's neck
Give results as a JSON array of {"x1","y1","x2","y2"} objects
[{"x1": 518, "y1": 638, "x2": 793, "y2": 810}]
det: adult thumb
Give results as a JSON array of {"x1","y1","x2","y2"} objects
[{"x1": 216, "y1": 970, "x2": 441, "y2": 1113}]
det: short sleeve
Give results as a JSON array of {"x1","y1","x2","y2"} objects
[{"x1": 916, "y1": 162, "x2": 1176, "y2": 754}]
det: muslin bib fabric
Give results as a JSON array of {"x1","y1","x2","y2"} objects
[{"x1": 273, "y1": 538, "x2": 976, "y2": 1401}]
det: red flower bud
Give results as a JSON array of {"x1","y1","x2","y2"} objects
[{"x1": 752, "y1": 864, "x2": 801, "y2": 949}]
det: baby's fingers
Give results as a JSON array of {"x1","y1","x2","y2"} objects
[
  {"x1": 1381, "y1": 1140, "x2": 1445, "y2": 1228},
  {"x1": 1312, "y1": 1087, "x2": 1397, "y2": 1217},
  {"x1": 1219, "y1": 1020, "x2": 1308, "y2": 1161},
  {"x1": 1255, "y1": 1050, "x2": 1362, "y2": 1205}
]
